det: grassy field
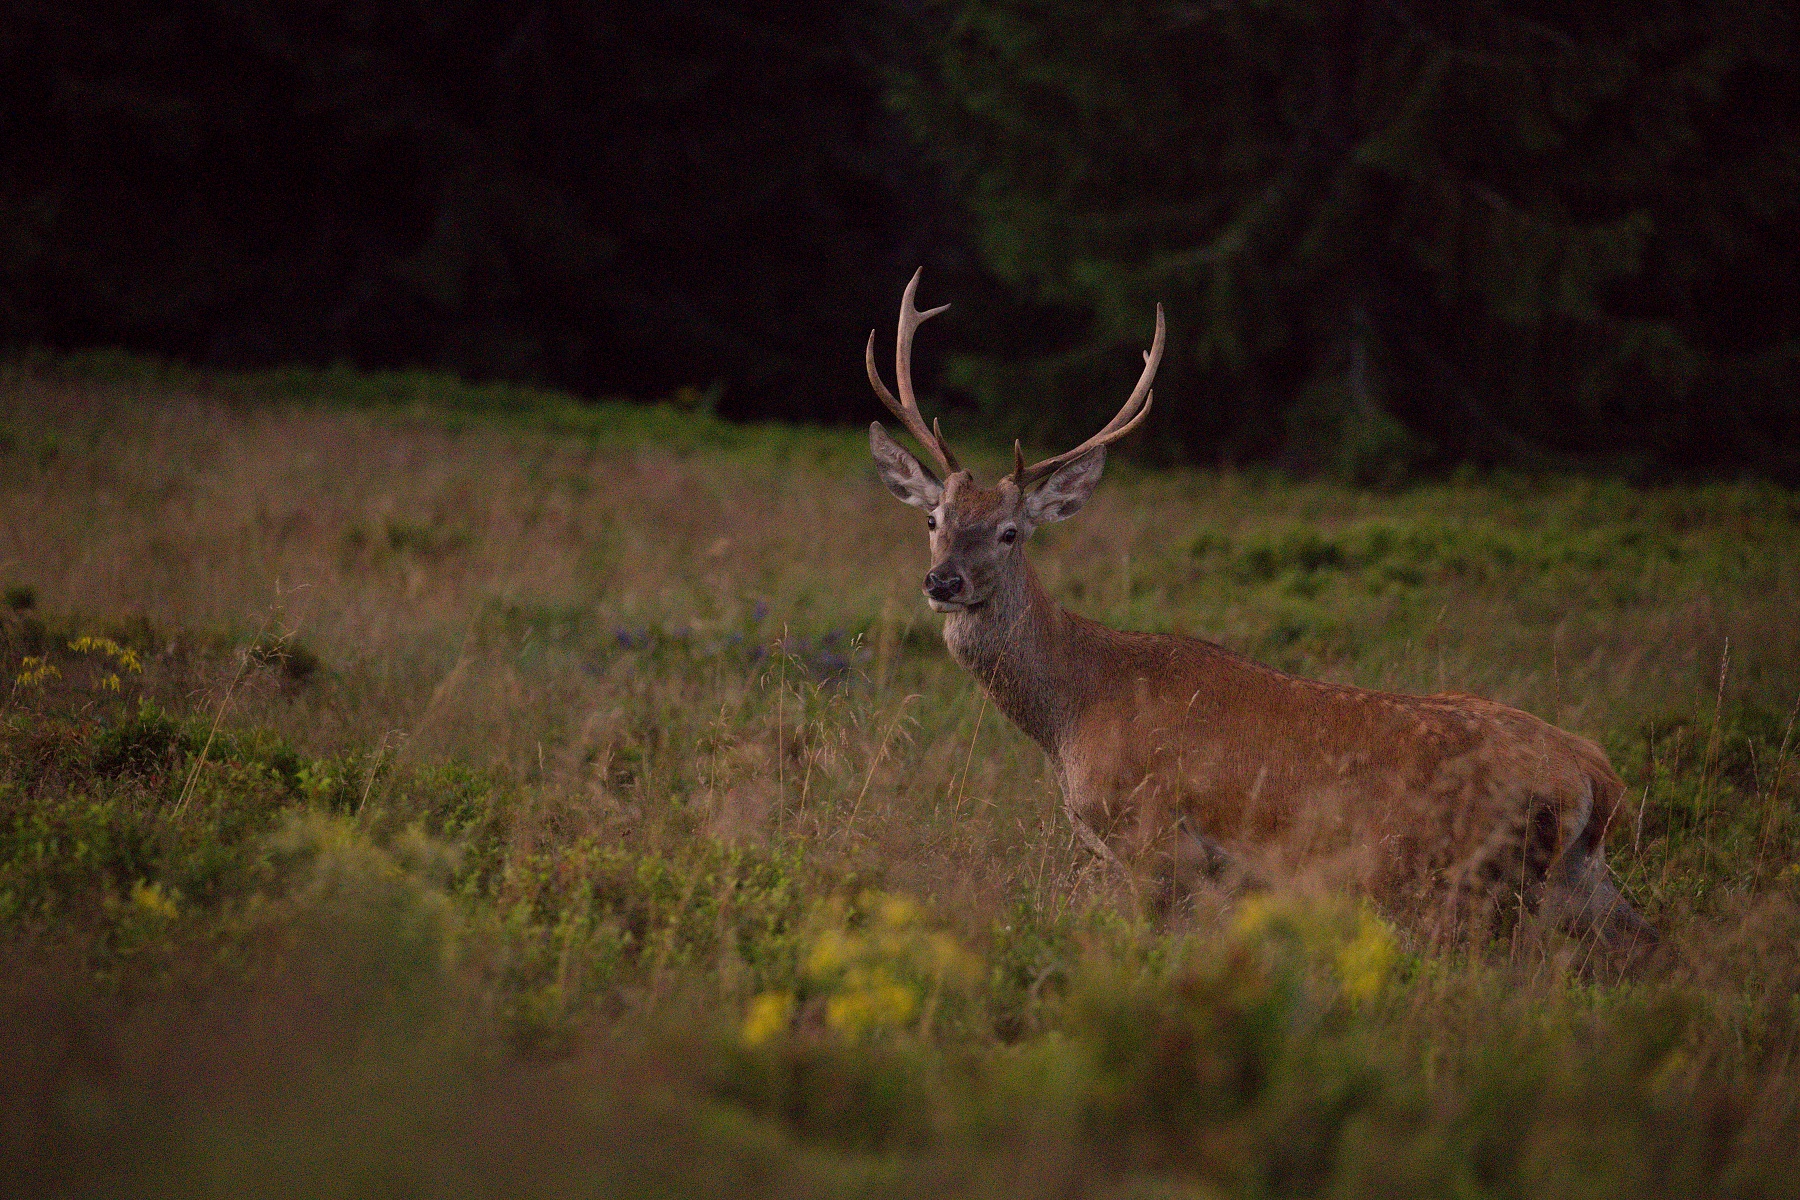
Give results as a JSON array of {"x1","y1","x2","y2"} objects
[{"x1": 2, "y1": 360, "x2": 1798, "y2": 1197}]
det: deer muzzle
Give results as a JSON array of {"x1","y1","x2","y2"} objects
[{"x1": 924, "y1": 566, "x2": 965, "y2": 605}]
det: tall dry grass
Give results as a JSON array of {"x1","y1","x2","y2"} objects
[
  {"x1": 3, "y1": 371, "x2": 1799, "y2": 1195},
  {"x1": 5, "y1": 377, "x2": 1794, "y2": 922}
]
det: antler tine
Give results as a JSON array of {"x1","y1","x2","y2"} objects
[
  {"x1": 866, "y1": 267, "x2": 959, "y2": 476},
  {"x1": 1011, "y1": 303, "x2": 1164, "y2": 488}
]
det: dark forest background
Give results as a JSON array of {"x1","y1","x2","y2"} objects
[{"x1": 3, "y1": 1, "x2": 1798, "y2": 481}]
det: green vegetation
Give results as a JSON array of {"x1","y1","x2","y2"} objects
[
  {"x1": 10, "y1": 3, "x2": 1800, "y2": 478},
  {"x1": 7, "y1": 347, "x2": 878, "y2": 465},
  {"x1": 2, "y1": 370, "x2": 1798, "y2": 1196},
  {"x1": 899, "y1": 0, "x2": 1800, "y2": 480}
]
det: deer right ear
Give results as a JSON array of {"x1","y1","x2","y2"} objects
[
  {"x1": 1024, "y1": 446, "x2": 1105, "y2": 525},
  {"x1": 870, "y1": 422, "x2": 943, "y2": 510}
]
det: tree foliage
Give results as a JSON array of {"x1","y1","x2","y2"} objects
[
  {"x1": 898, "y1": 0, "x2": 1800, "y2": 480},
  {"x1": 0, "y1": 0, "x2": 961, "y2": 420},
  {"x1": 2, "y1": 1, "x2": 1798, "y2": 477}
]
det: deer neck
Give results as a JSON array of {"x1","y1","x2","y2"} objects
[{"x1": 941, "y1": 559, "x2": 1092, "y2": 758}]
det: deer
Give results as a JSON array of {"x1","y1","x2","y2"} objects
[{"x1": 865, "y1": 268, "x2": 1653, "y2": 953}]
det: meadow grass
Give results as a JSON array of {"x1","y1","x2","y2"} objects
[{"x1": 1, "y1": 363, "x2": 1798, "y2": 1197}]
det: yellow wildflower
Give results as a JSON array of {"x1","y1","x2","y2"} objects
[
  {"x1": 130, "y1": 880, "x2": 179, "y2": 922},
  {"x1": 1230, "y1": 893, "x2": 1286, "y2": 940},
  {"x1": 1335, "y1": 910, "x2": 1399, "y2": 1004},
  {"x1": 13, "y1": 656, "x2": 60, "y2": 689},
  {"x1": 925, "y1": 932, "x2": 982, "y2": 985},
  {"x1": 740, "y1": 991, "x2": 794, "y2": 1047},
  {"x1": 824, "y1": 966, "x2": 917, "y2": 1036},
  {"x1": 876, "y1": 892, "x2": 920, "y2": 928},
  {"x1": 68, "y1": 635, "x2": 143, "y2": 674},
  {"x1": 805, "y1": 927, "x2": 855, "y2": 980}
]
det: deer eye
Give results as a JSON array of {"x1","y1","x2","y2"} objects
[
  {"x1": 926, "y1": 514, "x2": 937, "y2": 531},
  {"x1": 999, "y1": 526, "x2": 1017, "y2": 544}
]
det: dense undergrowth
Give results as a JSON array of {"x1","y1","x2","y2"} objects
[{"x1": 2, "y1": 366, "x2": 1798, "y2": 1196}]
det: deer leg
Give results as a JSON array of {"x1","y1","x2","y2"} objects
[
  {"x1": 1177, "y1": 817, "x2": 1232, "y2": 878},
  {"x1": 1442, "y1": 802, "x2": 1537, "y2": 947},
  {"x1": 1059, "y1": 786, "x2": 1139, "y2": 903},
  {"x1": 1058, "y1": 778, "x2": 1247, "y2": 917},
  {"x1": 1543, "y1": 850, "x2": 1657, "y2": 955},
  {"x1": 1138, "y1": 818, "x2": 1263, "y2": 919},
  {"x1": 1540, "y1": 788, "x2": 1658, "y2": 957},
  {"x1": 1177, "y1": 817, "x2": 1264, "y2": 894},
  {"x1": 1446, "y1": 787, "x2": 1658, "y2": 961}
]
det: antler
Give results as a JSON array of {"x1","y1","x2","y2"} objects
[
  {"x1": 1010, "y1": 304, "x2": 1164, "y2": 489},
  {"x1": 867, "y1": 267, "x2": 960, "y2": 476}
]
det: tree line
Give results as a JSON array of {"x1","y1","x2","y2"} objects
[{"x1": 3, "y1": 1, "x2": 1796, "y2": 479}]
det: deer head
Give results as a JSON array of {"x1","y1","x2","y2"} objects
[{"x1": 867, "y1": 268, "x2": 1165, "y2": 612}]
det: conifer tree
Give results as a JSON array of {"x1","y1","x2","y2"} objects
[{"x1": 898, "y1": 0, "x2": 1800, "y2": 479}]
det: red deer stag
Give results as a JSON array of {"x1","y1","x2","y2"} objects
[{"x1": 866, "y1": 268, "x2": 1652, "y2": 950}]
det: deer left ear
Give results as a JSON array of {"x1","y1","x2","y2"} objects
[
  {"x1": 870, "y1": 422, "x2": 943, "y2": 510},
  {"x1": 1024, "y1": 446, "x2": 1105, "y2": 525}
]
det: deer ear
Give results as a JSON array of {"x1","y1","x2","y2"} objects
[
  {"x1": 870, "y1": 423, "x2": 943, "y2": 510},
  {"x1": 1024, "y1": 446, "x2": 1105, "y2": 525}
]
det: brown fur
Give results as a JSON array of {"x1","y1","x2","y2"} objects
[{"x1": 875, "y1": 454, "x2": 1653, "y2": 950}]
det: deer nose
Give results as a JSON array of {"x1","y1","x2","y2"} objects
[{"x1": 924, "y1": 568, "x2": 963, "y2": 601}]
